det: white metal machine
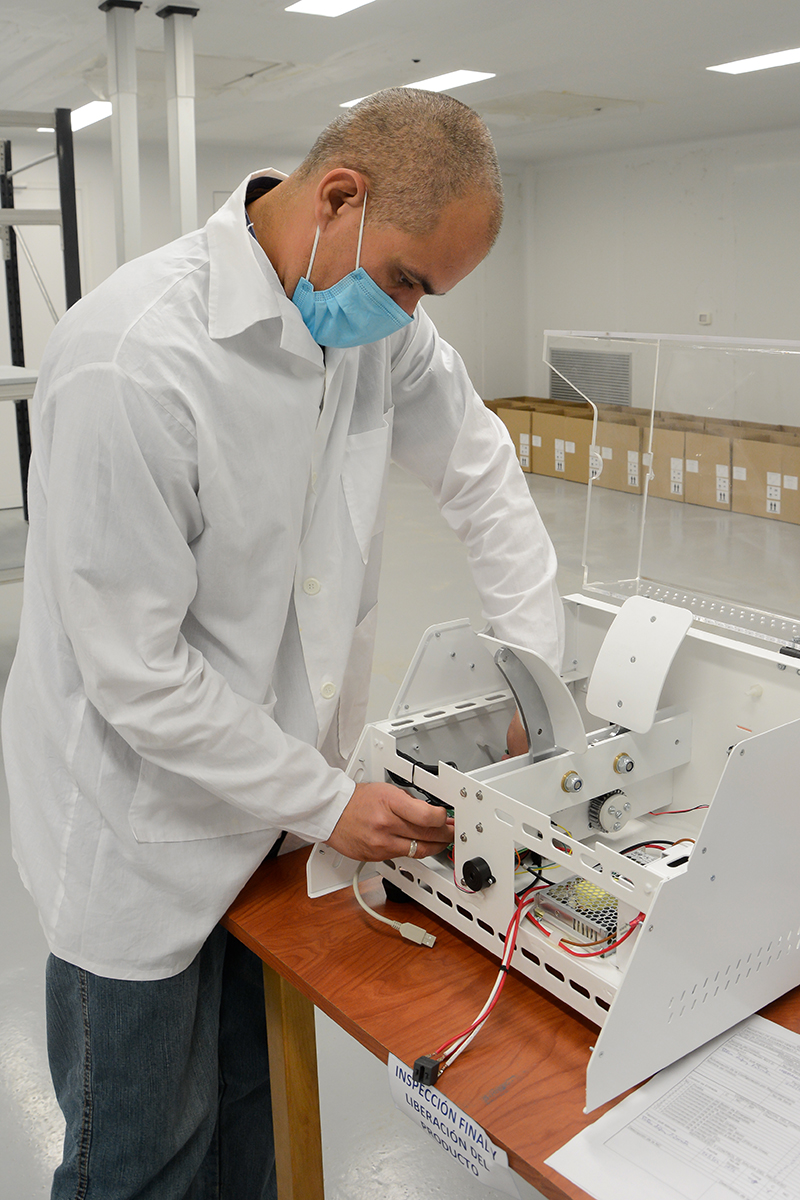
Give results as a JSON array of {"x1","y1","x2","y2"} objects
[{"x1": 309, "y1": 333, "x2": 800, "y2": 1111}]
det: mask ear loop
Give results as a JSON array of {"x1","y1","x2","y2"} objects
[
  {"x1": 355, "y1": 190, "x2": 368, "y2": 270},
  {"x1": 305, "y1": 227, "x2": 322, "y2": 283},
  {"x1": 306, "y1": 188, "x2": 368, "y2": 283}
]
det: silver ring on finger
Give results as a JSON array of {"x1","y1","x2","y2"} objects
[{"x1": 408, "y1": 838, "x2": 418, "y2": 859}]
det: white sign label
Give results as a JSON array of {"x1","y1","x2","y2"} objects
[
  {"x1": 767, "y1": 484, "x2": 781, "y2": 500},
  {"x1": 519, "y1": 433, "x2": 530, "y2": 446},
  {"x1": 784, "y1": 475, "x2": 798, "y2": 490},
  {"x1": 565, "y1": 440, "x2": 575, "y2": 454},
  {"x1": 733, "y1": 465, "x2": 747, "y2": 481},
  {"x1": 686, "y1": 459, "x2": 699, "y2": 473},
  {"x1": 627, "y1": 450, "x2": 639, "y2": 463},
  {"x1": 716, "y1": 463, "x2": 729, "y2": 478},
  {"x1": 670, "y1": 480, "x2": 683, "y2": 495},
  {"x1": 602, "y1": 445, "x2": 613, "y2": 459},
  {"x1": 767, "y1": 471, "x2": 782, "y2": 487},
  {"x1": 670, "y1": 457, "x2": 683, "y2": 471},
  {"x1": 532, "y1": 434, "x2": 542, "y2": 447},
  {"x1": 767, "y1": 498, "x2": 781, "y2": 515},
  {"x1": 388, "y1": 1056, "x2": 520, "y2": 1197},
  {"x1": 555, "y1": 439, "x2": 565, "y2": 452}
]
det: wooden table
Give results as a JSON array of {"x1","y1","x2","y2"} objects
[{"x1": 224, "y1": 849, "x2": 800, "y2": 1200}]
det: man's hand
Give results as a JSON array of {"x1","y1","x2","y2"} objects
[
  {"x1": 326, "y1": 781, "x2": 454, "y2": 863},
  {"x1": 505, "y1": 709, "x2": 529, "y2": 758}
]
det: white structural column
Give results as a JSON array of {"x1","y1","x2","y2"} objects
[
  {"x1": 157, "y1": 5, "x2": 200, "y2": 238},
  {"x1": 100, "y1": 0, "x2": 142, "y2": 264}
]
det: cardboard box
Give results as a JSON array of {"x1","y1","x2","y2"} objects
[
  {"x1": 732, "y1": 437, "x2": 800, "y2": 524},
  {"x1": 530, "y1": 411, "x2": 565, "y2": 479},
  {"x1": 495, "y1": 404, "x2": 532, "y2": 473},
  {"x1": 645, "y1": 428, "x2": 685, "y2": 502},
  {"x1": 560, "y1": 414, "x2": 594, "y2": 484},
  {"x1": 684, "y1": 432, "x2": 731, "y2": 510},
  {"x1": 593, "y1": 421, "x2": 643, "y2": 494}
]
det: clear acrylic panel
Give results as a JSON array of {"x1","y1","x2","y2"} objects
[{"x1": 543, "y1": 331, "x2": 800, "y2": 646}]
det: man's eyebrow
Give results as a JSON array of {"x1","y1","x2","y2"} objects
[{"x1": 403, "y1": 267, "x2": 444, "y2": 297}]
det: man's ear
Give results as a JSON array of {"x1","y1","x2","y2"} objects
[{"x1": 314, "y1": 169, "x2": 367, "y2": 232}]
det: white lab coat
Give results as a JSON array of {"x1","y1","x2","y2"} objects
[{"x1": 2, "y1": 172, "x2": 563, "y2": 979}]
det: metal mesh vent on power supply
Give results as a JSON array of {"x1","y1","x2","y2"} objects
[{"x1": 539, "y1": 878, "x2": 618, "y2": 939}]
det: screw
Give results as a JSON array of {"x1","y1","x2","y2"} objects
[
  {"x1": 710, "y1": 875, "x2": 716, "y2": 882},
  {"x1": 460, "y1": 787, "x2": 467, "y2": 798},
  {"x1": 648, "y1": 925, "x2": 654, "y2": 932},
  {"x1": 702, "y1": 847, "x2": 707, "y2": 854},
  {"x1": 778, "y1": 663, "x2": 787, "y2": 671},
  {"x1": 740, "y1": 748, "x2": 745, "y2": 756},
  {"x1": 630, "y1": 656, "x2": 636, "y2": 663},
  {"x1": 470, "y1": 663, "x2": 475, "y2": 670},
  {"x1": 613, "y1": 822, "x2": 621, "y2": 831},
  {"x1": 460, "y1": 833, "x2": 468, "y2": 843},
  {"x1": 476, "y1": 823, "x2": 483, "y2": 833},
  {"x1": 450, "y1": 651, "x2": 456, "y2": 658},
  {"x1": 617, "y1": 700, "x2": 623, "y2": 708},
  {"x1": 475, "y1": 790, "x2": 483, "y2": 801},
  {"x1": 650, "y1": 616, "x2": 656, "y2": 623},
  {"x1": 623, "y1": 803, "x2": 631, "y2": 812}
]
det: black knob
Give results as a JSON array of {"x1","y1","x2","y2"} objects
[{"x1": 462, "y1": 856, "x2": 496, "y2": 892}]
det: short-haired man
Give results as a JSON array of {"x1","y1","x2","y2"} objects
[{"x1": 3, "y1": 88, "x2": 562, "y2": 1198}]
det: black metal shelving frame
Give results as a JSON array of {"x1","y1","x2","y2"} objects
[{"x1": 0, "y1": 108, "x2": 81, "y2": 518}]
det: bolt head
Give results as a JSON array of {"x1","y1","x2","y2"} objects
[
  {"x1": 460, "y1": 788, "x2": 467, "y2": 798},
  {"x1": 460, "y1": 833, "x2": 468, "y2": 843},
  {"x1": 475, "y1": 790, "x2": 483, "y2": 801},
  {"x1": 476, "y1": 823, "x2": 483, "y2": 833}
]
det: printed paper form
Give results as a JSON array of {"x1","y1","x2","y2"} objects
[{"x1": 546, "y1": 1015, "x2": 800, "y2": 1200}]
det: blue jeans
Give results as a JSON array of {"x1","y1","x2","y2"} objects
[{"x1": 46, "y1": 926, "x2": 277, "y2": 1200}]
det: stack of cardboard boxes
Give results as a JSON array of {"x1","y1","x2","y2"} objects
[{"x1": 488, "y1": 397, "x2": 800, "y2": 525}]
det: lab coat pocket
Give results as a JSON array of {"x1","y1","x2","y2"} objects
[
  {"x1": 341, "y1": 414, "x2": 393, "y2": 563},
  {"x1": 337, "y1": 602, "x2": 379, "y2": 766},
  {"x1": 129, "y1": 759, "x2": 274, "y2": 843}
]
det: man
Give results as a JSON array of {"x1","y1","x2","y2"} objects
[{"x1": 2, "y1": 88, "x2": 562, "y2": 1197}]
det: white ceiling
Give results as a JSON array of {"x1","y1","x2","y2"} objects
[{"x1": 2, "y1": 0, "x2": 800, "y2": 164}]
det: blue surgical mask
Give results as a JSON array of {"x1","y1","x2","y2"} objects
[{"x1": 291, "y1": 193, "x2": 413, "y2": 348}]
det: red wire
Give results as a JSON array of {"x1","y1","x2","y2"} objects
[
  {"x1": 433, "y1": 893, "x2": 535, "y2": 1058},
  {"x1": 555, "y1": 913, "x2": 645, "y2": 958}
]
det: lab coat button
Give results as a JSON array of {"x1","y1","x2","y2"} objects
[
  {"x1": 303, "y1": 577, "x2": 321, "y2": 595},
  {"x1": 321, "y1": 682, "x2": 337, "y2": 700}
]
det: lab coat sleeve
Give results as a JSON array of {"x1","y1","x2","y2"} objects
[
  {"x1": 43, "y1": 363, "x2": 354, "y2": 841},
  {"x1": 389, "y1": 308, "x2": 565, "y2": 672}
]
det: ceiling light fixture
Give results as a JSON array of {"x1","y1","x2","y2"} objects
[
  {"x1": 37, "y1": 102, "x2": 113, "y2": 134},
  {"x1": 707, "y1": 46, "x2": 800, "y2": 75},
  {"x1": 71, "y1": 101, "x2": 113, "y2": 131},
  {"x1": 404, "y1": 69, "x2": 495, "y2": 92},
  {"x1": 341, "y1": 69, "x2": 495, "y2": 108},
  {"x1": 286, "y1": 0, "x2": 379, "y2": 15}
]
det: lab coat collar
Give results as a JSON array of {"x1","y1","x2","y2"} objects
[{"x1": 206, "y1": 169, "x2": 322, "y2": 363}]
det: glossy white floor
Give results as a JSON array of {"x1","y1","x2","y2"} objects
[{"x1": 3, "y1": 462, "x2": 778, "y2": 1199}]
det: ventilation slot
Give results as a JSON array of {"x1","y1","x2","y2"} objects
[{"x1": 549, "y1": 348, "x2": 632, "y2": 406}]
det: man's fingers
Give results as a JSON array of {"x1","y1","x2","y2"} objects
[
  {"x1": 325, "y1": 780, "x2": 454, "y2": 863},
  {"x1": 386, "y1": 787, "x2": 450, "y2": 830}
]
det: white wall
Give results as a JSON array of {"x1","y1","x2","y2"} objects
[{"x1": 525, "y1": 128, "x2": 800, "y2": 403}]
